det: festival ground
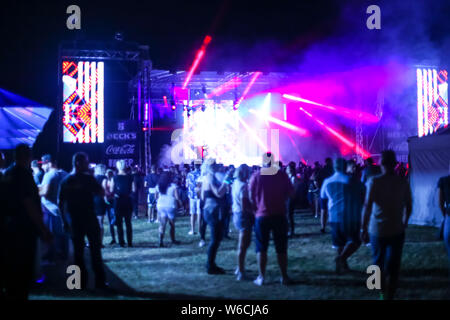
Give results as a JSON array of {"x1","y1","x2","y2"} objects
[{"x1": 29, "y1": 210, "x2": 449, "y2": 300}]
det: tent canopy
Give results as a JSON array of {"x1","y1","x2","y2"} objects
[
  {"x1": 0, "y1": 88, "x2": 53, "y2": 149},
  {"x1": 408, "y1": 126, "x2": 450, "y2": 227}
]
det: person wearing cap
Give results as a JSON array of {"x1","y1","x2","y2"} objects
[
  {"x1": 320, "y1": 158, "x2": 365, "y2": 274},
  {"x1": 39, "y1": 154, "x2": 69, "y2": 262}
]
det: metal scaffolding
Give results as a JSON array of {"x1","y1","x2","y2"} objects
[{"x1": 58, "y1": 40, "x2": 152, "y2": 172}]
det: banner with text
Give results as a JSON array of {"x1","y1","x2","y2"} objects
[{"x1": 105, "y1": 120, "x2": 139, "y2": 168}]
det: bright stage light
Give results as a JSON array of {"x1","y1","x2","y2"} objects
[
  {"x1": 190, "y1": 77, "x2": 243, "y2": 109},
  {"x1": 248, "y1": 109, "x2": 309, "y2": 136},
  {"x1": 90, "y1": 62, "x2": 96, "y2": 143},
  {"x1": 262, "y1": 93, "x2": 271, "y2": 126},
  {"x1": 144, "y1": 103, "x2": 149, "y2": 121},
  {"x1": 234, "y1": 71, "x2": 262, "y2": 109},
  {"x1": 298, "y1": 106, "x2": 371, "y2": 159},
  {"x1": 98, "y1": 62, "x2": 104, "y2": 143},
  {"x1": 283, "y1": 93, "x2": 379, "y2": 123},
  {"x1": 237, "y1": 115, "x2": 268, "y2": 151},
  {"x1": 181, "y1": 101, "x2": 272, "y2": 166},
  {"x1": 83, "y1": 61, "x2": 90, "y2": 143}
]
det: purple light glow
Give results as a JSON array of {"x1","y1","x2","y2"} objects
[{"x1": 283, "y1": 94, "x2": 379, "y2": 123}]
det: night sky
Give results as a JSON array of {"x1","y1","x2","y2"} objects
[
  {"x1": 0, "y1": 0, "x2": 341, "y2": 105},
  {"x1": 0, "y1": 0, "x2": 448, "y2": 165}
]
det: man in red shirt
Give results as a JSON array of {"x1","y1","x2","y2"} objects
[{"x1": 249, "y1": 153, "x2": 294, "y2": 285}]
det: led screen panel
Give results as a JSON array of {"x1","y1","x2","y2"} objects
[
  {"x1": 417, "y1": 68, "x2": 448, "y2": 137},
  {"x1": 180, "y1": 100, "x2": 273, "y2": 166},
  {"x1": 62, "y1": 61, "x2": 104, "y2": 143}
]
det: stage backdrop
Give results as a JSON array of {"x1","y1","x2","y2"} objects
[
  {"x1": 104, "y1": 120, "x2": 139, "y2": 168},
  {"x1": 408, "y1": 127, "x2": 450, "y2": 227}
]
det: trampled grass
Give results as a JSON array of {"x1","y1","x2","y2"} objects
[{"x1": 30, "y1": 210, "x2": 450, "y2": 300}]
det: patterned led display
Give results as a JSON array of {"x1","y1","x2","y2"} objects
[
  {"x1": 62, "y1": 61, "x2": 104, "y2": 143},
  {"x1": 417, "y1": 68, "x2": 448, "y2": 137}
]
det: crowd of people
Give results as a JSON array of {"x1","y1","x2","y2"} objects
[{"x1": 0, "y1": 144, "x2": 449, "y2": 301}]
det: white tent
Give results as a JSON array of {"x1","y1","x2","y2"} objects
[
  {"x1": 0, "y1": 88, "x2": 53, "y2": 149},
  {"x1": 408, "y1": 127, "x2": 450, "y2": 227}
]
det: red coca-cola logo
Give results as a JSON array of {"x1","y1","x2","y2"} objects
[{"x1": 106, "y1": 144, "x2": 135, "y2": 155}]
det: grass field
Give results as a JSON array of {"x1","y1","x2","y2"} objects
[{"x1": 30, "y1": 210, "x2": 450, "y2": 300}]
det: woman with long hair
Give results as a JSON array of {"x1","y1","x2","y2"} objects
[
  {"x1": 156, "y1": 172, "x2": 181, "y2": 247},
  {"x1": 231, "y1": 164, "x2": 254, "y2": 280},
  {"x1": 111, "y1": 160, "x2": 136, "y2": 248}
]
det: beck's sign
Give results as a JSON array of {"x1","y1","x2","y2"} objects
[{"x1": 105, "y1": 120, "x2": 139, "y2": 168}]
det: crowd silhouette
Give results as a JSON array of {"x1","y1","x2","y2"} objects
[{"x1": 0, "y1": 144, "x2": 449, "y2": 300}]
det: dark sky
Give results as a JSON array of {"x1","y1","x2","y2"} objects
[
  {"x1": 0, "y1": 0, "x2": 448, "y2": 165},
  {"x1": 1, "y1": 0, "x2": 448, "y2": 107}
]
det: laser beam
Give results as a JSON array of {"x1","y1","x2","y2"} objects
[
  {"x1": 182, "y1": 35, "x2": 212, "y2": 89},
  {"x1": 283, "y1": 94, "x2": 379, "y2": 123},
  {"x1": 298, "y1": 106, "x2": 371, "y2": 158},
  {"x1": 234, "y1": 72, "x2": 262, "y2": 109},
  {"x1": 249, "y1": 109, "x2": 309, "y2": 136},
  {"x1": 286, "y1": 133, "x2": 302, "y2": 159},
  {"x1": 207, "y1": 77, "x2": 242, "y2": 98},
  {"x1": 237, "y1": 114, "x2": 268, "y2": 151}
]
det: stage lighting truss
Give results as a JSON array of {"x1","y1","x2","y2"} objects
[
  {"x1": 62, "y1": 61, "x2": 104, "y2": 143},
  {"x1": 59, "y1": 41, "x2": 152, "y2": 172},
  {"x1": 61, "y1": 49, "x2": 141, "y2": 61}
]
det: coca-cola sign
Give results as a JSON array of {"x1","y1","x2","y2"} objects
[
  {"x1": 104, "y1": 120, "x2": 139, "y2": 167},
  {"x1": 106, "y1": 144, "x2": 135, "y2": 155}
]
